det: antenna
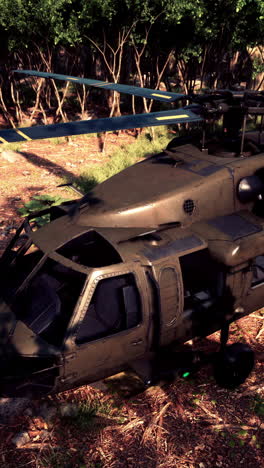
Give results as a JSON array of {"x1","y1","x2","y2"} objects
[
  {"x1": 201, "y1": 121, "x2": 207, "y2": 152},
  {"x1": 240, "y1": 113, "x2": 247, "y2": 156},
  {"x1": 259, "y1": 115, "x2": 263, "y2": 146}
]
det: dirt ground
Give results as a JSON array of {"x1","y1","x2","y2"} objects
[
  {"x1": 0, "y1": 135, "x2": 263, "y2": 468},
  {"x1": 0, "y1": 132, "x2": 136, "y2": 254}
]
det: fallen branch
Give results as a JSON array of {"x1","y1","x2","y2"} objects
[
  {"x1": 256, "y1": 323, "x2": 264, "y2": 340},
  {"x1": 141, "y1": 402, "x2": 171, "y2": 445},
  {"x1": 194, "y1": 401, "x2": 223, "y2": 422},
  {"x1": 154, "y1": 402, "x2": 171, "y2": 425},
  {"x1": 237, "y1": 383, "x2": 264, "y2": 397},
  {"x1": 210, "y1": 423, "x2": 258, "y2": 431},
  {"x1": 120, "y1": 418, "x2": 144, "y2": 433},
  {"x1": 155, "y1": 402, "x2": 171, "y2": 450}
]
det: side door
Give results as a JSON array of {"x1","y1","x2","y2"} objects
[
  {"x1": 151, "y1": 255, "x2": 184, "y2": 347},
  {"x1": 61, "y1": 264, "x2": 150, "y2": 388},
  {"x1": 244, "y1": 254, "x2": 264, "y2": 314}
]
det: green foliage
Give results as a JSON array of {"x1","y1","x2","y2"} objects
[
  {"x1": 1, "y1": 0, "x2": 262, "y2": 62},
  {"x1": 238, "y1": 429, "x2": 248, "y2": 437},
  {"x1": 77, "y1": 127, "x2": 171, "y2": 193},
  {"x1": 0, "y1": 0, "x2": 84, "y2": 47},
  {"x1": 18, "y1": 194, "x2": 68, "y2": 226},
  {"x1": 38, "y1": 447, "x2": 85, "y2": 468},
  {"x1": 61, "y1": 402, "x2": 97, "y2": 430},
  {"x1": 252, "y1": 56, "x2": 264, "y2": 79},
  {"x1": 252, "y1": 395, "x2": 264, "y2": 417},
  {"x1": 60, "y1": 398, "x2": 125, "y2": 430},
  {"x1": 0, "y1": 0, "x2": 263, "y2": 124},
  {"x1": 228, "y1": 438, "x2": 236, "y2": 448}
]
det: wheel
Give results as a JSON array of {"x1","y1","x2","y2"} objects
[{"x1": 213, "y1": 343, "x2": 255, "y2": 389}]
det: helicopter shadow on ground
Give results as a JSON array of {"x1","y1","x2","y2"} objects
[
  {"x1": 18, "y1": 151, "x2": 78, "y2": 183},
  {"x1": 17, "y1": 151, "x2": 106, "y2": 209}
]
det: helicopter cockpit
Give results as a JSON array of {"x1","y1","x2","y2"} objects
[
  {"x1": 0, "y1": 230, "x2": 86, "y2": 347},
  {"x1": 0, "y1": 218, "x2": 142, "y2": 352}
]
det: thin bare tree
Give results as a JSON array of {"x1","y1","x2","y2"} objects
[{"x1": 86, "y1": 23, "x2": 136, "y2": 117}]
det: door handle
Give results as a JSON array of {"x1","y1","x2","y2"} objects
[{"x1": 131, "y1": 339, "x2": 143, "y2": 346}]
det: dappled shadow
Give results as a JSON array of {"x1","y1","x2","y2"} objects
[
  {"x1": 19, "y1": 151, "x2": 77, "y2": 182},
  {"x1": 23, "y1": 185, "x2": 45, "y2": 192},
  {"x1": 0, "y1": 331, "x2": 262, "y2": 467},
  {"x1": 0, "y1": 233, "x2": 263, "y2": 467},
  {"x1": 101, "y1": 336, "x2": 263, "y2": 468}
]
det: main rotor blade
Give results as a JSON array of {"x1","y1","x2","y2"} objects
[
  {"x1": 14, "y1": 70, "x2": 186, "y2": 103},
  {"x1": 0, "y1": 108, "x2": 202, "y2": 144}
]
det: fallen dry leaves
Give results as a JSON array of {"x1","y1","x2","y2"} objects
[{"x1": 0, "y1": 137, "x2": 263, "y2": 468}]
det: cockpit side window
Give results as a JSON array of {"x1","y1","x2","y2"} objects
[
  {"x1": 76, "y1": 273, "x2": 141, "y2": 345},
  {"x1": 13, "y1": 257, "x2": 86, "y2": 347}
]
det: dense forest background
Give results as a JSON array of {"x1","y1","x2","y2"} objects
[{"x1": 0, "y1": 0, "x2": 263, "y2": 127}]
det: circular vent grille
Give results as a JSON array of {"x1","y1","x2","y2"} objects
[{"x1": 183, "y1": 199, "x2": 195, "y2": 215}]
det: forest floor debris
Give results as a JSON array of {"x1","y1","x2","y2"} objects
[{"x1": 0, "y1": 134, "x2": 263, "y2": 468}]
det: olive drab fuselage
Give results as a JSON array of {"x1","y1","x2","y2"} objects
[{"x1": 1, "y1": 137, "x2": 264, "y2": 397}]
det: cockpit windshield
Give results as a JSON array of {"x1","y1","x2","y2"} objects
[
  {"x1": 1, "y1": 224, "x2": 87, "y2": 348},
  {"x1": 13, "y1": 257, "x2": 86, "y2": 347}
]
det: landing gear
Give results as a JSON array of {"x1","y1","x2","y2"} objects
[
  {"x1": 213, "y1": 323, "x2": 255, "y2": 388},
  {"x1": 131, "y1": 323, "x2": 255, "y2": 392}
]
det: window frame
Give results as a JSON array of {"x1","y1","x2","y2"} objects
[
  {"x1": 251, "y1": 255, "x2": 264, "y2": 289},
  {"x1": 65, "y1": 267, "x2": 143, "y2": 349},
  {"x1": 11, "y1": 251, "x2": 89, "y2": 347}
]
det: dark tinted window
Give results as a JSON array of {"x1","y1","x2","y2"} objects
[
  {"x1": 252, "y1": 255, "x2": 264, "y2": 287},
  {"x1": 76, "y1": 274, "x2": 141, "y2": 345},
  {"x1": 15, "y1": 258, "x2": 86, "y2": 347},
  {"x1": 57, "y1": 230, "x2": 122, "y2": 267}
]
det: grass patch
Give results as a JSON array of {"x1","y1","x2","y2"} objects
[
  {"x1": 61, "y1": 402, "x2": 98, "y2": 430},
  {"x1": 38, "y1": 447, "x2": 85, "y2": 468},
  {"x1": 76, "y1": 127, "x2": 171, "y2": 193},
  {"x1": 0, "y1": 141, "x2": 22, "y2": 152},
  {"x1": 49, "y1": 136, "x2": 71, "y2": 145},
  {"x1": 60, "y1": 398, "x2": 126, "y2": 431}
]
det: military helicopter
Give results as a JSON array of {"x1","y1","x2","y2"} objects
[{"x1": 0, "y1": 69, "x2": 263, "y2": 398}]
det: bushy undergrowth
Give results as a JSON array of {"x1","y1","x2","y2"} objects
[
  {"x1": 18, "y1": 194, "x2": 68, "y2": 226},
  {"x1": 0, "y1": 141, "x2": 22, "y2": 152},
  {"x1": 76, "y1": 127, "x2": 172, "y2": 193}
]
